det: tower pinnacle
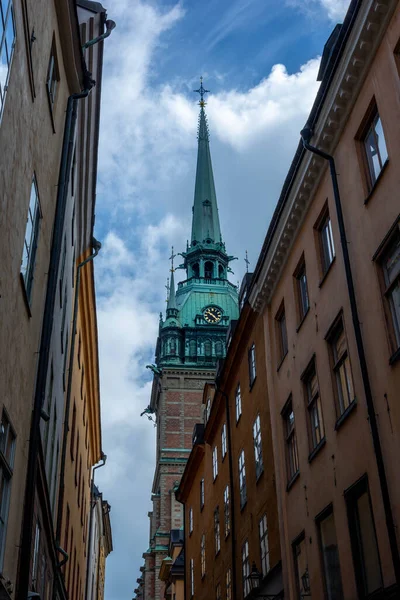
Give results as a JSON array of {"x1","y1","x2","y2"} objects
[{"x1": 193, "y1": 76, "x2": 210, "y2": 108}]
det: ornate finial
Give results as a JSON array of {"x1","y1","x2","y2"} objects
[
  {"x1": 169, "y1": 246, "x2": 176, "y2": 273},
  {"x1": 244, "y1": 250, "x2": 250, "y2": 273},
  {"x1": 165, "y1": 277, "x2": 170, "y2": 303},
  {"x1": 194, "y1": 76, "x2": 210, "y2": 108}
]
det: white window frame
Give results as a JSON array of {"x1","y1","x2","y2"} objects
[
  {"x1": 190, "y1": 558, "x2": 194, "y2": 597},
  {"x1": 189, "y1": 507, "x2": 193, "y2": 535},
  {"x1": 221, "y1": 423, "x2": 227, "y2": 458},
  {"x1": 259, "y1": 514, "x2": 270, "y2": 577},
  {"x1": 21, "y1": 176, "x2": 41, "y2": 301},
  {"x1": 224, "y1": 485, "x2": 230, "y2": 538},
  {"x1": 0, "y1": 0, "x2": 16, "y2": 121},
  {"x1": 253, "y1": 414, "x2": 263, "y2": 478},
  {"x1": 248, "y1": 343, "x2": 256, "y2": 385},
  {"x1": 235, "y1": 385, "x2": 242, "y2": 423},
  {"x1": 0, "y1": 411, "x2": 15, "y2": 571},
  {"x1": 200, "y1": 533, "x2": 206, "y2": 578},
  {"x1": 242, "y1": 540, "x2": 250, "y2": 597},
  {"x1": 214, "y1": 507, "x2": 220, "y2": 554},
  {"x1": 200, "y1": 478, "x2": 205, "y2": 510},
  {"x1": 239, "y1": 450, "x2": 247, "y2": 508},
  {"x1": 212, "y1": 446, "x2": 218, "y2": 480}
]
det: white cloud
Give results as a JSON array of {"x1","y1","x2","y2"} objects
[{"x1": 287, "y1": 0, "x2": 350, "y2": 21}]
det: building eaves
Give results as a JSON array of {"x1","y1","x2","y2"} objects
[{"x1": 77, "y1": 0, "x2": 106, "y2": 12}]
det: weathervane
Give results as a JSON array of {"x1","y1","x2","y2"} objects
[
  {"x1": 245, "y1": 250, "x2": 250, "y2": 273},
  {"x1": 194, "y1": 76, "x2": 210, "y2": 108},
  {"x1": 169, "y1": 246, "x2": 176, "y2": 273}
]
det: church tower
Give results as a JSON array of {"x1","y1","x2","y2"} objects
[{"x1": 139, "y1": 80, "x2": 239, "y2": 600}]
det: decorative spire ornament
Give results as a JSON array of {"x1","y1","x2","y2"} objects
[
  {"x1": 245, "y1": 250, "x2": 250, "y2": 273},
  {"x1": 193, "y1": 76, "x2": 210, "y2": 108}
]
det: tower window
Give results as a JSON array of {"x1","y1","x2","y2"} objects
[
  {"x1": 205, "y1": 261, "x2": 214, "y2": 279},
  {"x1": 189, "y1": 339, "x2": 197, "y2": 358},
  {"x1": 218, "y1": 264, "x2": 224, "y2": 278},
  {"x1": 192, "y1": 263, "x2": 199, "y2": 278},
  {"x1": 204, "y1": 339, "x2": 212, "y2": 356}
]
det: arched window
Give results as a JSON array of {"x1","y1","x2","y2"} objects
[
  {"x1": 218, "y1": 264, "x2": 225, "y2": 279},
  {"x1": 204, "y1": 339, "x2": 212, "y2": 356},
  {"x1": 205, "y1": 261, "x2": 213, "y2": 279},
  {"x1": 189, "y1": 340, "x2": 197, "y2": 357},
  {"x1": 170, "y1": 337, "x2": 176, "y2": 355},
  {"x1": 192, "y1": 263, "x2": 199, "y2": 278},
  {"x1": 215, "y1": 341, "x2": 223, "y2": 357}
]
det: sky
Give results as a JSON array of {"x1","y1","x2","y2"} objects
[{"x1": 92, "y1": 0, "x2": 351, "y2": 598}]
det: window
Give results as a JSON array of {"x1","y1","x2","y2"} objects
[
  {"x1": 21, "y1": 177, "x2": 41, "y2": 301},
  {"x1": 226, "y1": 569, "x2": 232, "y2": 600},
  {"x1": 317, "y1": 507, "x2": 344, "y2": 600},
  {"x1": 345, "y1": 476, "x2": 382, "y2": 597},
  {"x1": 378, "y1": 227, "x2": 400, "y2": 352},
  {"x1": 189, "y1": 507, "x2": 193, "y2": 535},
  {"x1": 214, "y1": 507, "x2": 220, "y2": 554},
  {"x1": 328, "y1": 317, "x2": 355, "y2": 417},
  {"x1": 190, "y1": 559, "x2": 194, "y2": 597},
  {"x1": 276, "y1": 302, "x2": 288, "y2": 363},
  {"x1": 238, "y1": 450, "x2": 247, "y2": 508},
  {"x1": 216, "y1": 583, "x2": 221, "y2": 600},
  {"x1": 221, "y1": 423, "x2": 227, "y2": 459},
  {"x1": 32, "y1": 520, "x2": 41, "y2": 589},
  {"x1": 302, "y1": 360, "x2": 325, "y2": 451},
  {"x1": 253, "y1": 414, "x2": 263, "y2": 479},
  {"x1": 224, "y1": 485, "x2": 230, "y2": 537},
  {"x1": 293, "y1": 534, "x2": 310, "y2": 598},
  {"x1": 248, "y1": 343, "x2": 256, "y2": 386},
  {"x1": 259, "y1": 514, "x2": 270, "y2": 577},
  {"x1": 316, "y1": 207, "x2": 335, "y2": 276},
  {"x1": 242, "y1": 540, "x2": 250, "y2": 597},
  {"x1": 235, "y1": 385, "x2": 242, "y2": 423},
  {"x1": 0, "y1": 0, "x2": 16, "y2": 119},
  {"x1": 200, "y1": 533, "x2": 206, "y2": 578},
  {"x1": 46, "y1": 38, "x2": 60, "y2": 112},
  {"x1": 212, "y1": 446, "x2": 218, "y2": 480},
  {"x1": 200, "y1": 478, "x2": 205, "y2": 510},
  {"x1": 0, "y1": 411, "x2": 15, "y2": 569},
  {"x1": 294, "y1": 256, "x2": 309, "y2": 322},
  {"x1": 362, "y1": 110, "x2": 388, "y2": 188},
  {"x1": 282, "y1": 397, "x2": 299, "y2": 483},
  {"x1": 205, "y1": 397, "x2": 211, "y2": 423}
]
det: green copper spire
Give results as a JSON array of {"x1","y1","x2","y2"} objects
[
  {"x1": 166, "y1": 248, "x2": 177, "y2": 315},
  {"x1": 191, "y1": 78, "x2": 222, "y2": 246}
]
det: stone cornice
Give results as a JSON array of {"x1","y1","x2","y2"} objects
[{"x1": 249, "y1": 0, "x2": 396, "y2": 313}]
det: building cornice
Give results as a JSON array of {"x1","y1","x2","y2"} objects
[{"x1": 249, "y1": 0, "x2": 396, "y2": 312}]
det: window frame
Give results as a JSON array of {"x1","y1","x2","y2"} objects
[
  {"x1": 301, "y1": 358, "x2": 325, "y2": 454},
  {"x1": 238, "y1": 450, "x2": 247, "y2": 509},
  {"x1": 259, "y1": 513, "x2": 270, "y2": 577},
  {"x1": 200, "y1": 478, "x2": 205, "y2": 511},
  {"x1": 316, "y1": 504, "x2": 344, "y2": 600},
  {"x1": 242, "y1": 540, "x2": 250, "y2": 598},
  {"x1": 281, "y1": 396, "x2": 299, "y2": 486},
  {"x1": 275, "y1": 301, "x2": 288, "y2": 366},
  {"x1": 212, "y1": 445, "x2": 218, "y2": 481},
  {"x1": 221, "y1": 423, "x2": 227, "y2": 459},
  {"x1": 226, "y1": 569, "x2": 232, "y2": 600},
  {"x1": 252, "y1": 414, "x2": 263, "y2": 479},
  {"x1": 248, "y1": 343, "x2": 256, "y2": 387},
  {"x1": 326, "y1": 313, "x2": 356, "y2": 422},
  {"x1": 373, "y1": 221, "x2": 400, "y2": 359},
  {"x1": 0, "y1": 410, "x2": 16, "y2": 571},
  {"x1": 314, "y1": 203, "x2": 335, "y2": 279},
  {"x1": 200, "y1": 533, "x2": 206, "y2": 578},
  {"x1": 214, "y1": 506, "x2": 220, "y2": 555},
  {"x1": 0, "y1": 0, "x2": 16, "y2": 122},
  {"x1": 356, "y1": 100, "x2": 389, "y2": 194},
  {"x1": 235, "y1": 384, "x2": 242, "y2": 423},
  {"x1": 190, "y1": 558, "x2": 194, "y2": 597},
  {"x1": 46, "y1": 36, "x2": 60, "y2": 121},
  {"x1": 224, "y1": 485, "x2": 230, "y2": 538},
  {"x1": 292, "y1": 532, "x2": 310, "y2": 599},
  {"x1": 294, "y1": 254, "x2": 310, "y2": 325},
  {"x1": 188, "y1": 507, "x2": 193, "y2": 535},
  {"x1": 21, "y1": 176, "x2": 42, "y2": 303}
]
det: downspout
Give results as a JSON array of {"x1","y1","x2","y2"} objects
[
  {"x1": 55, "y1": 238, "x2": 102, "y2": 554},
  {"x1": 300, "y1": 127, "x2": 400, "y2": 588},
  {"x1": 17, "y1": 84, "x2": 94, "y2": 600},
  {"x1": 215, "y1": 384, "x2": 237, "y2": 600},
  {"x1": 182, "y1": 502, "x2": 186, "y2": 600},
  {"x1": 85, "y1": 454, "x2": 107, "y2": 600}
]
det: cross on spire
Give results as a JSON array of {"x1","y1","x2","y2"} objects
[
  {"x1": 194, "y1": 76, "x2": 210, "y2": 108},
  {"x1": 244, "y1": 250, "x2": 250, "y2": 273},
  {"x1": 169, "y1": 246, "x2": 176, "y2": 272}
]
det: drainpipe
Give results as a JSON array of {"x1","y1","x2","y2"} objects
[
  {"x1": 55, "y1": 238, "x2": 102, "y2": 552},
  {"x1": 300, "y1": 126, "x2": 400, "y2": 588},
  {"x1": 215, "y1": 384, "x2": 237, "y2": 600},
  {"x1": 182, "y1": 502, "x2": 186, "y2": 600},
  {"x1": 82, "y1": 19, "x2": 116, "y2": 50},
  {"x1": 17, "y1": 84, "x2": 94, "y2": 600},
  {"x1": 85, "y1": 453, "x2": 107, "y2": 600}
]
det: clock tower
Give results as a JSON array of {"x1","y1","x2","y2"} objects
[{"x1": 138, "y1": 80, "x2": 239, "y2": 600}]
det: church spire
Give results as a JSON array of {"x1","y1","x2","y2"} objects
[
  {"x1": 166, "y1": 247, "x2": 178, "y2": 317},
  {"x1": 191, "y1": 78, "x2": 222, "y2": 246}
]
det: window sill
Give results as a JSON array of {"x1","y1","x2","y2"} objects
[
  {"x1": 308, "y1": 437, "x2": 326, "y2": 463},
  {"x1": 277, "y1": 351, "x2": 288, "y2": 373},
  {"x1": 335, "y1": 398, "x2": 357, "y2": 431},
  {"x1": 364, "y1": 158, "x2": 389, "y2": 205},
  {"x1": 213, "y1": 475, "x2": 218, "y2": 484},
  {"x1": 286, "y1": 470, "x2": 300, "y2": 492},
  {"x1": 19, "y1": 273, "x2": 32, "y2": 318},
  {"x1": 240, "y1": 500, "x2": 247, "y2": 512},
  {"x1": 249, "y1": 376, "x2": 257, "y2": 391},
  {"x1": 236, "y1": 414, "x2": 242, "y2": 427},
  {"x1": 319, "y1": 256, "x2": 336, "y2": 289},
  {"x1": 389, "y1": 346, "x2": 400, "y2": 366},
  {"x1": 296, "y1": 307, "x2": 310, "y2": 333}
]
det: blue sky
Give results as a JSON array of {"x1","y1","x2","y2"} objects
[{"x1": 92, "y1": 0, "x2": 350, "y2": 598}]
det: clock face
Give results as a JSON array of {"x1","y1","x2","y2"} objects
[{"x1": 204, "y1": 306, "x2": 222, "y2": 324}]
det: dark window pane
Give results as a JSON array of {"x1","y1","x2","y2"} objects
[
  {"x1": 356, "y1": 492, "x2": 382, "y2": 594},
  {"x1": 319, "y1": 512, "x2": 344, "y2": 600}
]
